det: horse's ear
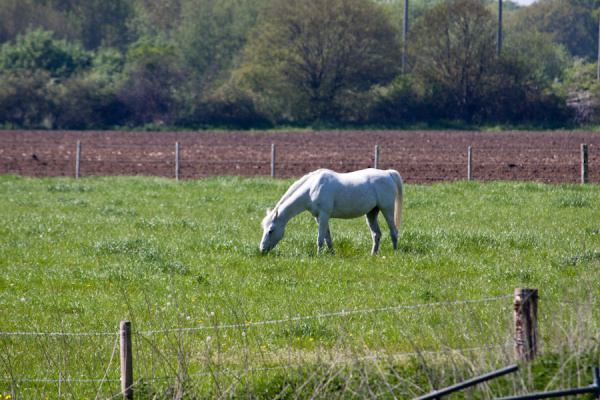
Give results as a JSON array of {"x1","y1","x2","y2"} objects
[{"x1": 266, "y1": 208, "x2": 271, "y2": 216}]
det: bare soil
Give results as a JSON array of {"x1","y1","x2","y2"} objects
[{"x1": 1, "y1": 130, "x2": 599, "y2": 184}]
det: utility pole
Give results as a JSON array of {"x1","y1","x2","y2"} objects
[
  {"x1": 403, "y1": 0, "x2": 409, "y2": 73},
  {"x1": 497, "y1": 0, "x2": 502, "y2": 55}
]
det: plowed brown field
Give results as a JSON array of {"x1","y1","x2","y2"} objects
[{"x1": 1, "y1": 130, "x2": 599, "y2": 184}]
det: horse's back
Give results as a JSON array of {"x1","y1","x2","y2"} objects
[{"x1": 309, "y1": 169, "x2": 398, "y2": 218}]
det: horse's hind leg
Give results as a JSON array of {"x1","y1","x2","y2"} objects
[
  {"x1": 382, "y1": 210, "x2": 398, "y2": 250},
  {"x1": 366, "y1": 208, "x2": 382, "y2": 255}
]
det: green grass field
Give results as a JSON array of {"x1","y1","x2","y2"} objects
[{"x1": 0, "y1": 175, "x2": 599, "y2": 399}]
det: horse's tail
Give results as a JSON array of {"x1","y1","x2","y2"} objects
[{"x1": 387, "y1": 169, "x2": 403, "y2": 230}]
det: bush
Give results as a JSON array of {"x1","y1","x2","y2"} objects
[
  {"x1": 178, "y1": 81, "x2": 272, "y2": 130},
  {"x1": 116, "y1": 41, "x2": 184, "y2": 126},
  {"x1": 554, "y1": 59, "x2": 600, "y2": 125},
  {"x1": 54, "y1": 77, "x2": 128, "y2": 129},
  {"x1": 0, "y1": 27, "x2": 91, "y2": 78},
  {"x1": 0, "y1": 69, "x2": 57, "y2": 128}
]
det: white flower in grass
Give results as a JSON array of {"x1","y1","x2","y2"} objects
[
  {"x1": 207, "y1": 336, "x2": 212, "y2": 341},
  {"x1": 20, "y1": 297, "x2": 25, "y2": 302},
  {"x1": 242, "y1": 331, "x2": 246, "y2": 337}
]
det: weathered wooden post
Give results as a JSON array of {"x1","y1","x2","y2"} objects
[
  {"x1": 76, "y1": 141, "x2": 81, "y2": 179},
  {"x1": 175, "y1": 142, "x2": 180, "y2": 181},
  {"x1": 120, "y1": 321, "x2": 133, "y2": 399},
  {"x1": 374, "y1": 145, "x2": 379, "y2": 169},
  {"x1": 468, "y1": 147, "x2": 473, "y2": 181},
  {"x1": 581, "y1": 144, "x2": 588, "y2": 184},
  {"x1": 514, "y1": 288, "x2": 538, "y2": 361},
  {"x1": 271, "y1": 144, "x2": 276, "y2": 178}
]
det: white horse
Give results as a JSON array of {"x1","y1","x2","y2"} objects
[{"x1": 260, "y1": 168, "x2": 403, "y2": 255}]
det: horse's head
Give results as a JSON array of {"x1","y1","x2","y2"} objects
[{"x1": 260, "y1": 208, "x2": 285, "y2": 253}]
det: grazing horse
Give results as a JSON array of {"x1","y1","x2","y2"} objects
[{"x1": 260, "y1": 168, "x2": 403, "y2": 255}]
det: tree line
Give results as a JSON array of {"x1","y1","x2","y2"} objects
[{"x1": 0, "y1": 0, "x2": 598, "y2": 130}]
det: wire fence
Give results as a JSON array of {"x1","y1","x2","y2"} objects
[
  {"x1": 0, "y1": 140, "x2": 597, "y2": 184},
  {"x1": 1, "y1": 293, "x2": 597, "y2": 387}
]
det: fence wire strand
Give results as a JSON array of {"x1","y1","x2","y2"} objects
[
  {"x1": 0, "y1": 295, "x2": 512, "y2": 338},
  {"x1": 1, "y1": 295, "x2": 593, "y2": 385},
  {"x1": 0, "y1": 344, "x2": 512, "y2": 384}
]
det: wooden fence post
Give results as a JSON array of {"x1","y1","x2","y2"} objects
[
  {"x1": 374, "y1": 145, "x2": 379, "y2": 169},
  {"x1": 514, "y1": 288, "x2": 538, "y2": 361},
  {"x1": 581, "y1": 144, "x2": 588, "y2": 184},
  {"x1": 175, "y1": 142, "x2": 180, "y2": 181},
  {"x1": 468, "y1": 147, "x2": 472, "y2": 181},
  {"x1": 271, "y1": 144, "x2": 276, "y2": 178},
  {"x1": 76, "y1": 141, "x2": 81, "y2": 179},
  {"x1": 120, "y1": 321, "x2": 133, "y2": 399}
]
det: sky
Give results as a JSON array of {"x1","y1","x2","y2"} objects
[{"x1": 510, "y1": 0, "x2": 538, "y2": 6}]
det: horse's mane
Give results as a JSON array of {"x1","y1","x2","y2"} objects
[{"x1": 262, "y1": 169, "x2": 325, "y2": 227}]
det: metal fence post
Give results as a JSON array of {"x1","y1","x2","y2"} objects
[
  {"x1": 581, "y1": 144, "x2": 588, "y2": 184},
  {"x1": 514, "y1": 288, "x2": 538, "y2": 361},
  {"x1": 271, "y1": 144, "x2": 276, "y2": 178},
  {"x1": 374, "y1": 145, "x2": 379, "y2": 169},
  {"x1": 468, "y1": 146, "x2": 472, "y2": 181},
  {"x1": 120, "y1": 321, "x2": 133, "y2": 399},
  {"x1": 175, "y1": 142, "x2": 180, "y2": 181},
  {"x1": 76, "y1": 141, "x2": 81, "y2": 179}
]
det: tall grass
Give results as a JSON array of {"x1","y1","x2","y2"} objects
[{"x1": 0, "y1": 175, "x2": 598, "y2": 399}]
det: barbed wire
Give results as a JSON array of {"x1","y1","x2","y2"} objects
[
  {"x1": 0, "y1": 295, "x2": 511, "y2": 338},
  {"x1": 0, "y1": 168, "x2": 590, "y2": 183},
  {"x1": 1, "y1": 141, "x2": 591, "y2": 153},
  {"x1": 135, "y1": 295, "x2": 512, "y2": 335},
  {"x1": 2, "y1": 296, "x2": 592, "y2": 339},
  {"x1": 0, "y1": 330, "x2": 118, "y2": 337},
  {"x1": 1, "y1": 139, "x2": 596, "y2": 184},
  {"x1": 1, "y1": 155, "x2": 594, "y2": 168},
  {"x1": 0, "y1": 343, "x2": 512, "y2": 384},
  {"x1": 0, "y1": 296, "x2": 594, "y2": 384},
  {"x1": 539, "y1": 297, "x2": 599, "y2": 308}
]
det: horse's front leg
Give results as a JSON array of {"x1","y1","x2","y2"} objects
[{"x1": 316, "y1": 214, "x2": 334, "y2": 255}]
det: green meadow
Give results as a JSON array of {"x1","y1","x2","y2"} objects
[{"x1": 0, "y1": 175, "x2": 598, "y2": 399}]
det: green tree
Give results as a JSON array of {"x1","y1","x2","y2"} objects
[
  {"x1": 117, "y1": 40, "x2": 184, "y2": 125},
  {"x1": 503, "y1": 31, "x2": 570, "y2": 83},
  {"x1": 40, "y1": 0, "x2": 134, "y2": 49},
  {"x1": 0, "y1": 0, "x2": 78, "y2": 44},
  {"x1": 409, "y1": 0, "x2": 497, "y2": 121},
  {"x1": 508, "y1": 0, "x2": 596, "y2": 60},
  {"x1": 238, "y1": 0, "x2": 401, "y2": 121},
  {"x1": 553, "y1": 59, "x2": 600, "y2": 124},
  {"x1": 0, "y1": 28, "x2": 92, "y2": 77},
  {"x1": 53, "y1": 47, "x2": 128, "y2": 129},
  {"x1": 0, "y1": 69, "x2": 57, "y2": 127},
  {"x1": 175, "y1": 0, "x2": 263, "y2": 78},
  {"x1": 129, "y1": 0, "x2": 183, "y2": 36}
]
